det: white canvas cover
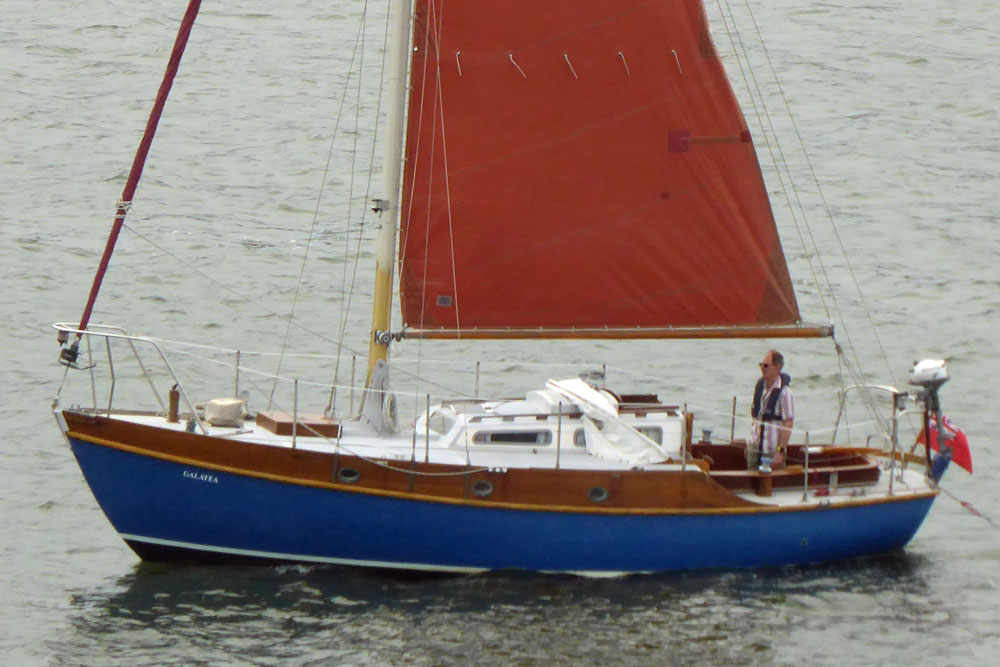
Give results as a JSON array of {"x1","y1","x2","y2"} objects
[
  {"x1": 546, "y1": 379, "x2": 667, "y2": 464},
  {"x1": 204, "y1": 398, "x2": 247, "y2": 427}
]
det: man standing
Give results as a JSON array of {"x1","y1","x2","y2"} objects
[{"x1": 750, "y1": 350, "x2": 795, "y2": 472}]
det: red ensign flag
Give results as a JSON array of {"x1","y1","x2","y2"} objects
[{"x1": 918, "y1": 415, "x2": 973, "y2": 474}]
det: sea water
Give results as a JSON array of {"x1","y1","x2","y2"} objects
[{"x1": 3, "y1": 0, "x2": 999, "y2": 664}]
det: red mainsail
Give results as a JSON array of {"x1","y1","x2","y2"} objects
[{"x1": 400, "y1": 0, "x2": 803, "y2": 337}]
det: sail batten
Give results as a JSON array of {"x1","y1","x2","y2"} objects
[{"x1": 400, "y1": 1, "x2": 801, "y2": 335}]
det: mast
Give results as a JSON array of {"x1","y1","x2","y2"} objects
[{"x1": 361, "y1": 0, "x2": 412, "y2": 424}]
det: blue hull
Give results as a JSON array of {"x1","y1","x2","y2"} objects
[{"x1": 69, "y1": 437, "x2": 936, "y2": 573}]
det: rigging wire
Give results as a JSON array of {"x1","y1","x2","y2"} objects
[
  {"x1": 408, "y1": 0, "x2": 444, "y2": 431},
  {"x1": 399, "y1": 0, "x2": 435, "y2": 299},
  {"x1": 118, "y1": 221, "x2": 365, "y2": 359},
  {"x1": 433, "y1": 16, "x2": 462, "y2": 338},
  {"x1": 732, "y1": 0, "x2": 898, "y2": 385},
  {"x1": 407, "y1": 0, "x2": 465, "y2": 432},
  {"x1": 331, "y1": 2, "x2": 370, "y2": 413},
  {"x1": 713, "y1": 0, "x2": 831, "y2": 321},
  {"x1": 329, "y1": 0, "x2": 393, "y2": 418},
  {"x1": 714, "y1": 1, "x2": 870, "y2": 425},
  {"x1": 268, "y1": 2, "x2": 375, "y2": 410},
  {"x1": 715, "y1": 0, "x2": 893, "y2": 430}
]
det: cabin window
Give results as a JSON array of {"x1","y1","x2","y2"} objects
[
  {"x1": 636, "y1": 426, "x2": 663, "y2": 445},
  {"x1": 472, "y1": 430, "x2": 553, "y2": 445},
  {"x1": 573, "y1": 428, "x2": 586, "y2": 447}
]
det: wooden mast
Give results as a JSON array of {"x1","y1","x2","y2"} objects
[{"x1": 365, "y1": 0, "x2": 412, "y2": 389}]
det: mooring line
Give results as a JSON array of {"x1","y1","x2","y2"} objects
[{"x1": 940, "y1": 486, "x2": 999, "y2": 529}]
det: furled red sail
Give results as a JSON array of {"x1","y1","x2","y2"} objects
[{"x1": 399, "y1": 0, "x2": 806, "y2": 338}]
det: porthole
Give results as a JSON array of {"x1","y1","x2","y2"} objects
[
  {"x1": 337, "y1": 468, "x2": 361, "y2": 484},
  {"x1": 472, "y1": 480, "x2": 494, "y2": 497},
  {"x1": 588, "y1": 486, "x2": 609, "y2": 503}
]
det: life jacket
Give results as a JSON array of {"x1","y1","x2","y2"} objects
[{"x1": 752, "y1": 373, "x2": 791, "y2": 422}]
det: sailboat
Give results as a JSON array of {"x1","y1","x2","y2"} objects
[{"x1": 52, "y1": 0, "x2": 965, "y2": 574}]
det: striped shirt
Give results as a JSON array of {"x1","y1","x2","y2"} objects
[{"x1": 750, "y1": 380, "x2": 795, "y2": 455}]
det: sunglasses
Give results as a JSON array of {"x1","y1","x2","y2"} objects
[{"x1": 759, "y1": 362, "x2": 771, "y2": 369}]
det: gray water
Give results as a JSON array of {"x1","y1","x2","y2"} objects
[{"x1": 3, "y1": 0, "x2": 1000, "y2": 664}]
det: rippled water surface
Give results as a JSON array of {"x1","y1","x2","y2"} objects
[{"x1": 3, "y1": 0, "x2": 999, "y2": 664}]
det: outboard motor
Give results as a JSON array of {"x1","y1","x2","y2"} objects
[{"x1": 908, "y1": 359, "x2": 949, "y2": 392}]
